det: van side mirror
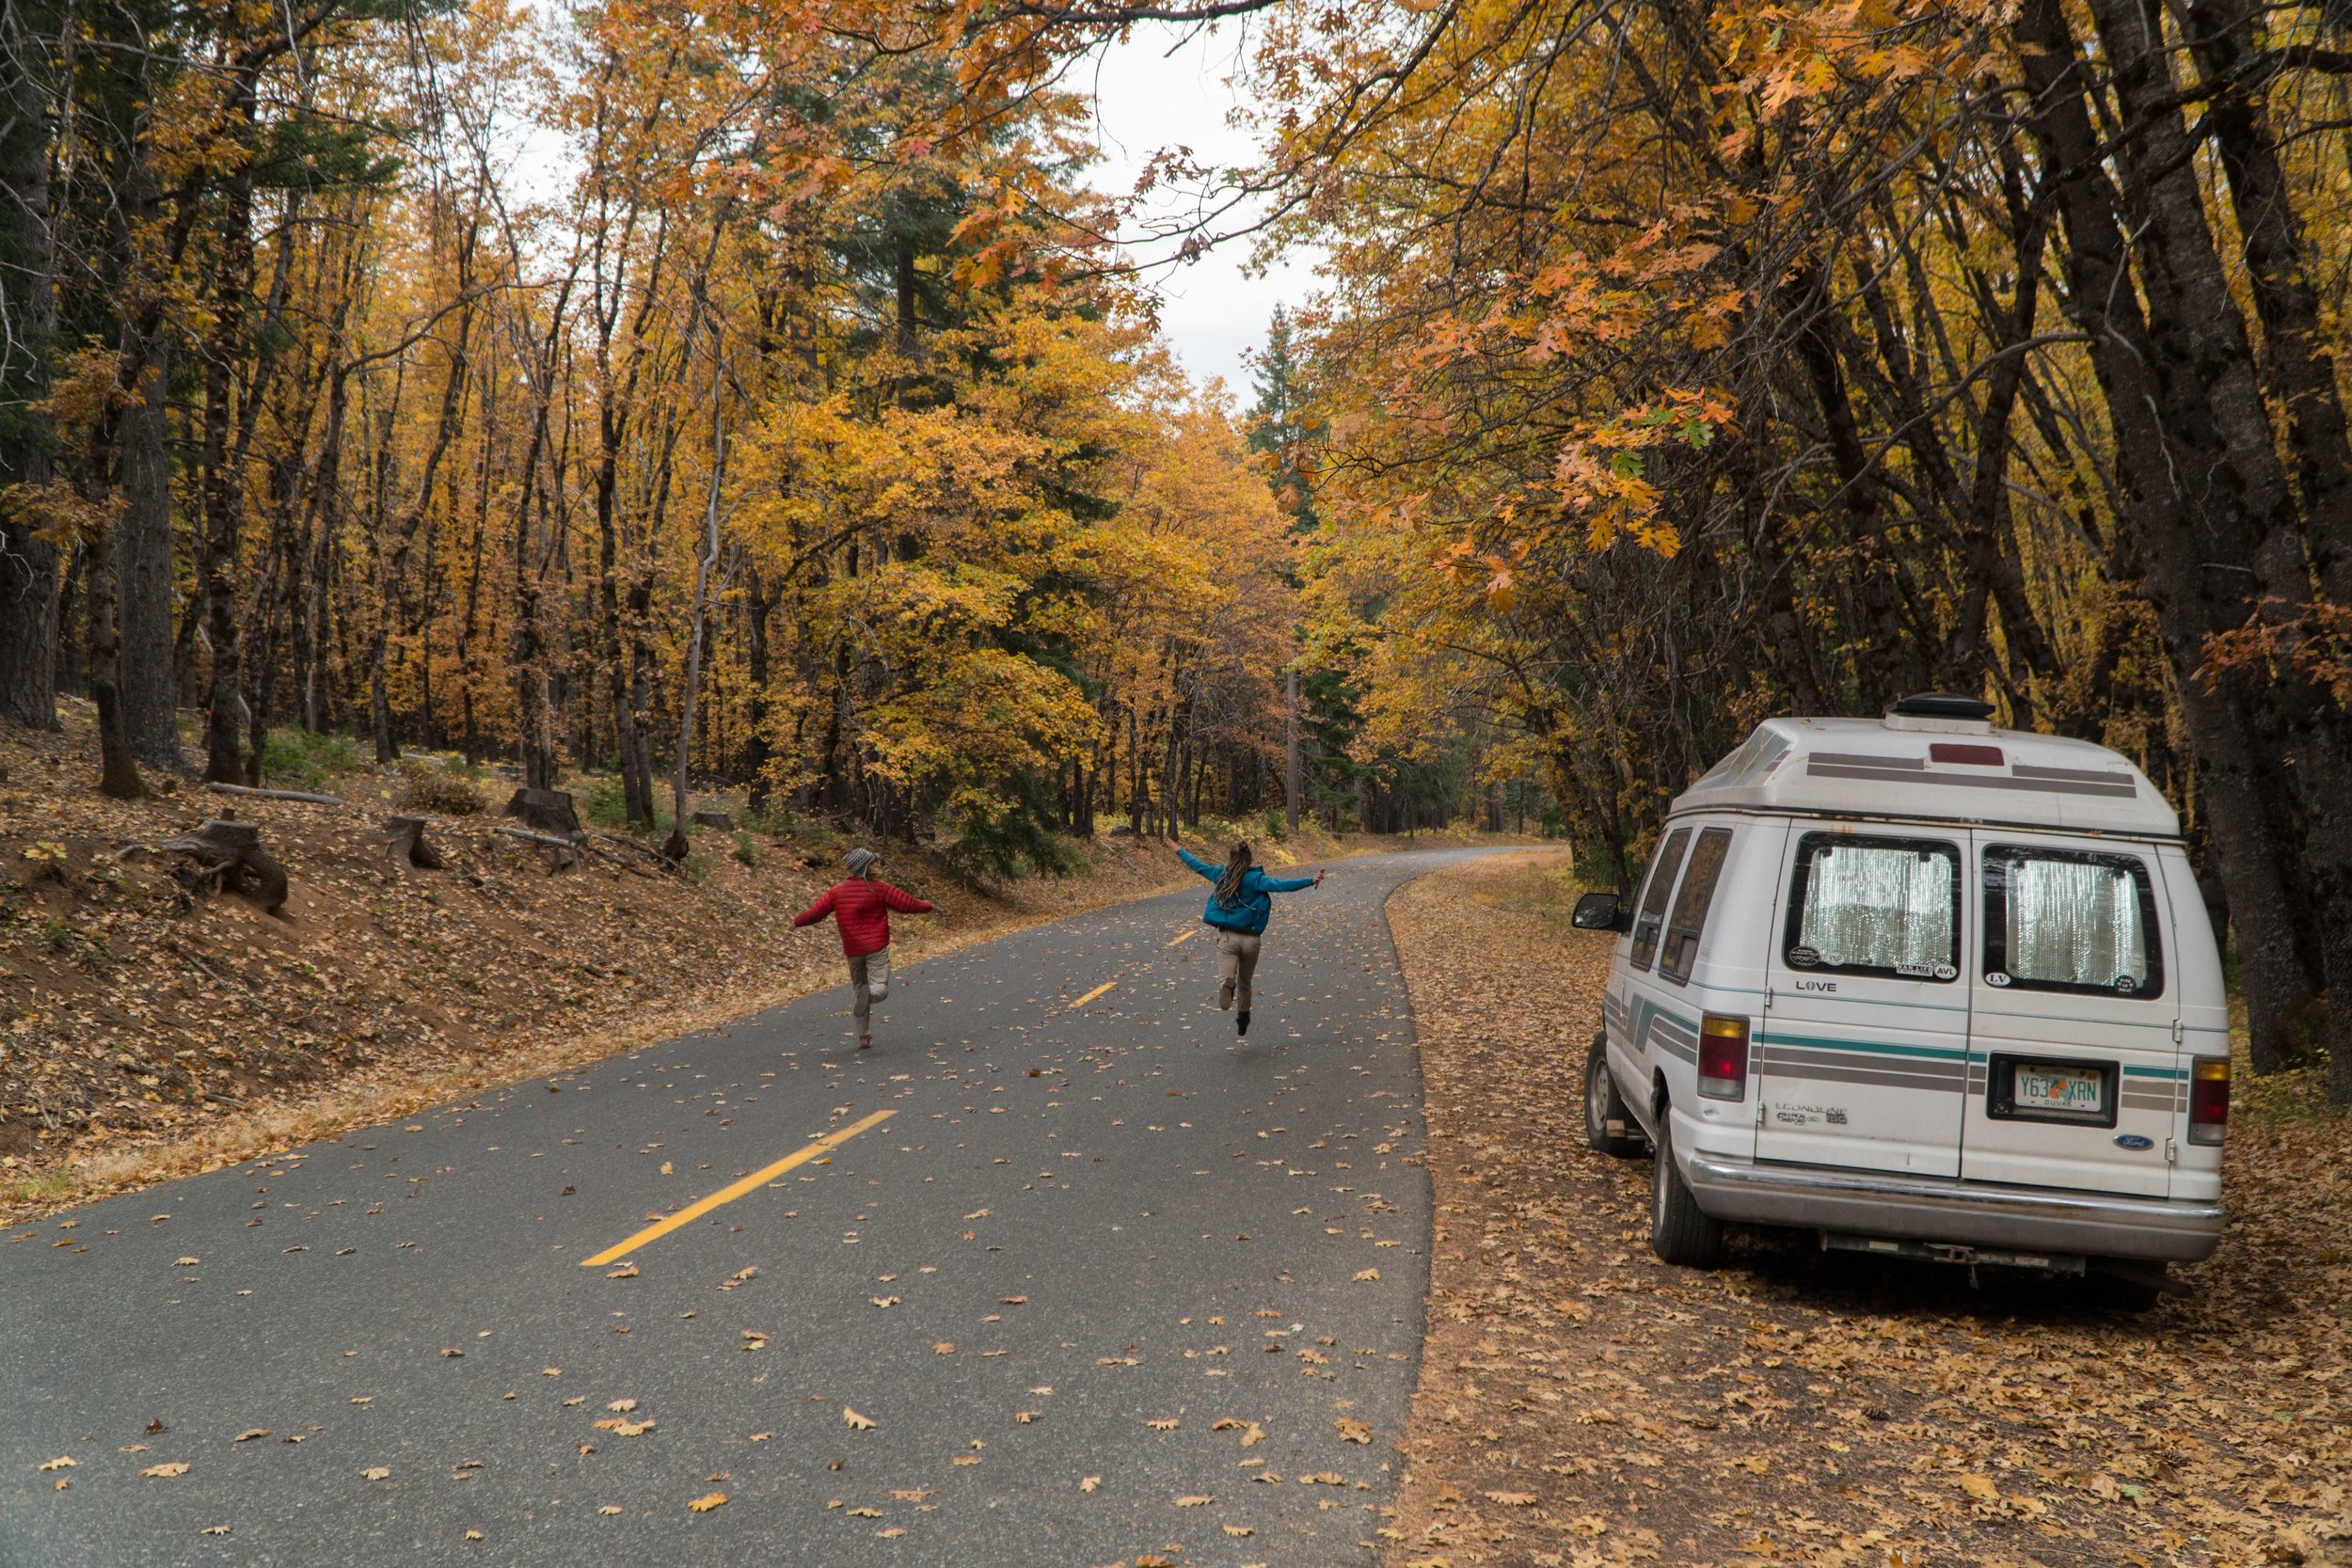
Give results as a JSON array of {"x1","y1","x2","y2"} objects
[{"x1": 1572, "y1": 892, "x2": 1630, "y2": 933}]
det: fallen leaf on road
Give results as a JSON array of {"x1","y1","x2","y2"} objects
[
  {"x1": 363, "y1": 1467, "x2": 390, "y2": 1481},
  {"x1": 1353, "y1": 1268, "x2": 1379, "y2": 1282},
  {"x1": 869, "y1": 1295, "x2": 899, "y2": 1308},
  {"x1": 1175, "y1": 1494, "x2": 1213, "y2": 1506},
  {"x1": 933, "y1": 1341, "x2": 955, "y2": 1354},
  {"x1": 173, "y1": 1257, "x2": 200, "y2": 1266},
  {"x1": 37, "y1": 1457, "x2": 73, "y2": 1472},
  {"x1": 465, "y1": 1529, "x2": 484, "y2": 1542},
  {"x1": 1079, "y1": 1476, "x2": 1101, "y2": 1492},
  {"x1": 719, "y1": 1267, "x2": 756, "y2": 1290},
  {"x1": 593, "y1": 1418, "x2": 655, "y2": 1437},
  {"x1": 1299, "y1": 1472, "x2": 1343, "y2": 1485},
  {"x1": 232, "y1": 1430, "x2": 269, "y2": 1443},
  {"x1": 843, "y1": 1407, "x2": 876, "y2": 1430},
  {"x1": 141, "y1": 1463, "x2": 189, "y2": 1479},
  {"x1": 604, "y1": 1263, "x2": 639, "y2": 1280},
  {"x1": 1960, "y1": 1474, "x2": 1999, "y2": 1501},
  {"x1": 1225, "y1": 1525, "x2": 1255, "y2": 1537},
  {"x1": 1000, "y1": 1295, "x2": 1027, "y2": 1305},
  {"x1": 660, "y1": 1163, "x2": 673, "y2": 1175},
  {"x1": 1335, "y1": 1418, "x2": 1373, "y2": 1444},
  {"x1": 607, "y1": 1399, "x2": 638, "y2": 1413},
  {"x1": 1485, "y1": 1490, "x2": 1536, "y2": 1507},
  {"x1": 688, "y1": 1493, "x2": 726, "y2": 1513},
  {"x1": 597, "y1": 1505, "x2": 621, "y2": 1515},
  {"x1": 439, "y1": 1347, "x2": 463, "y2": 1357},
  {"x1": 1146, "y1": 1418, "x2": 1179, "y2": 1431},
  {"x1": 200, "y1": 1525, "x2": 230, "y2": 1535},
  {"x1": 846, "y1": 1507, "x2": 882, "y2": 1517}
]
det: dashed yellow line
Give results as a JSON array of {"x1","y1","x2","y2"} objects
[
  {"x1": 1168, "y1": 927, "x2": 1197, "y2": 947},
  {"x1": 580, "y1": 1110, "x2": 896, "y2": 1268},
  {"x1": 1068, "y1": 981, "x2": 1118, "y2": 1009}
]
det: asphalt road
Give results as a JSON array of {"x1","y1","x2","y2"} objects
[{"x1": 0, "y1": 847, "x2": 1496, "y2": 1568}]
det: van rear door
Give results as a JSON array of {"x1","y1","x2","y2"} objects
[
  {"x1": 1757, "y1": 831, "x2": 1972, "y2": 1177},
  {"x1": 1961, "y1": 836, "x2": 2178, "y2": 1197}
]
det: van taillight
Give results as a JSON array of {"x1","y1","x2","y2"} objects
[
  {"x1": 1698, "y1": 1015, "x2": 1749, "y2": 1101},
  {"x1": 2186, "y1": 1057, "x2": 2230, "y2": 1145}
]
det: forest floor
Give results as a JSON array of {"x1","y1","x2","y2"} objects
[
  {"x1": 0, "y1": 704, "x2": 1511, "y2": 1221},
  {"x1": 1378, "y1": 853, "x2": 2351, "y2": 1568}
]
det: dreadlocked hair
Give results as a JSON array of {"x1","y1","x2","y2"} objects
[{"x1": 1215, "y1": 842, "x2": 1253, "y2": 908}]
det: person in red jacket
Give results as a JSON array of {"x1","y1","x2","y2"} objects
[{"x1": 793, "y1": 847, "x2": 936, "y2": 1049}]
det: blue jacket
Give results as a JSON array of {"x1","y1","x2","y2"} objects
[{"x1": 1177, "y1": 848, "x2": 1313, "y2": 937}]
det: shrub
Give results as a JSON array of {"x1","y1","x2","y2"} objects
[
  {"x1": 730, "y1": 832, "x2": 761, "y2": 868},
  {"x1": 396, "y1": 770, "x2": 488, "y2": 817},
  {"x1": 1261, "y1": 806, "x2": 1288, "y2": 844},
  {"x1": 261, "y1": 727, "x2": 361, "y2": 790}
]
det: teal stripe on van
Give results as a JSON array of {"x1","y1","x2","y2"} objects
[
  {"x1": 1754, "y1": 1030, "x2": 1969, "y2": 1063},
  {"x1": 2122, "y1": 1065, "x2": 2187, "y2": 1080}
]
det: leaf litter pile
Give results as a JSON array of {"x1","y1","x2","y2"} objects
[
  {"x1": 1380, "y1": 853, "x2": 2350, "y2": 1568},
  {"x1": 0, "y1": 715, "x2": 1186, "y2": 1217}
]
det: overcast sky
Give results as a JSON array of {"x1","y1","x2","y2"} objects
[{"x1": 1075, "y1": 25, "x2": 1323, "y2": 408}]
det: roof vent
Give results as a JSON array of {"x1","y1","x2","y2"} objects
[{"x1": 1889, "y1": 692, "x2": 1994, "y2": 721}]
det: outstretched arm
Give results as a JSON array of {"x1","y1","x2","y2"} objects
[
  {"x1": 792, "y1": 888, "x2": 837, "y2": 927},
  {"x1": 875, "y1": 880, "x2": 935, "y2": 915},
  {"x1": 1173, "y1": 847, "x2": 1219, "y2": 882},
  {"x1": 1263, "y1": 871, "x2": 1320, "y2": 893}
]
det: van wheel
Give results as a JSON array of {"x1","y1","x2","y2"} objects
[
  {"x1": 1583, "y1": 1033, "x2": 1645, "y2": 1157},
  {"x1": 1649, "y1": 1114, "x2": 1724, "y2": 1269}
]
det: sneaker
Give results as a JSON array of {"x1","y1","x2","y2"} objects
[
  {"x1": 1236, "y1": 1010, "x2": 1250, "y2": 1037},
  {"x1": 858, "y1": 1037, "x2": 872, "y2": 1051}
]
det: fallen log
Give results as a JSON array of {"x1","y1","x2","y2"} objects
[
  {"x1": 384, "y1": 815, "x2": 445, "y2": 871},
  {"x1": 691, "y1": 810, "x2": 735, "y2": 831},
  {"x1": 204, "y1": 781, "x2": 344, "y2": 806},
  {"x1": 492, "y1": 824, "x2": 586, "y2": 870},
  {"x1": 155, "y1": 816, "x2": 289, "y2": 916},
  {"x1": 589, "y1": 831, "x2": 680, "y2": 868}
]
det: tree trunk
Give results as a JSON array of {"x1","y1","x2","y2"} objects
[
  {"x1": 0, "y1": 2, "x2": 58, "y2": 731},
  {"x1": 197, "y1": 92, "x2": 257, "y2": 784},
  {"x1": 118, "y1": 328, "x2": 182, "y2": 768}
]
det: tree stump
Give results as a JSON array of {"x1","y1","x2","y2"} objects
[
  {"x1": 691, "y1": 810, "x2": 735, "y2": 832},
  {"x1": 501, "y1": 787, "x2": 581, "y2": 837},
  {"x1": 156, "y1": 816, "x2": 289, "y2": 916},
  {"x1": 384, "y1": 816, "x2": 445, "y2": 870}
]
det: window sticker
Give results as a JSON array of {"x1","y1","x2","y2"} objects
[
  {"x1": 1788, "y1": 946, "x2": 1820, "y2": 968},
  {"x1": 1932, "y1": 962, "x2": 1958, "y2": 981},
  {"x1": 1820, "y1": 950, "x2": 1845, "y2": 968},
  {"x1": 1986, "y1": 971, "x2": 2011, "y2": 987}
]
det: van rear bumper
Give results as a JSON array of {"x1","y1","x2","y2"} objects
[{"x1": 1683, "y1": 1151, "x2": 2226, "y2": 1262}]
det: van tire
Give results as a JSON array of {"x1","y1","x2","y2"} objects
[
  {"x1": 1584, "y1": 1033, "x2": 1646, "y2": 1157},
  {"x1": 1649, "y1": 1114, "x2": 1724, "y2": 1268}
]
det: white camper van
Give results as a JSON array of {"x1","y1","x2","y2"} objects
[{"x1": 1573, "y1": 694, "x2": 2231, "y2": 1289}]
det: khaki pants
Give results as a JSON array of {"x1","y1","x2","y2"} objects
[
  {"x1": 849, "y1": 948, "x2": 892, "y2": 1034},
  {"x1": 1216, "y1": 931, "x2": 1261, "y2": 1012}
]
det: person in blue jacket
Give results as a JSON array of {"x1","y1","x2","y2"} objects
[{"x1": 1172, "y1": 839, "x2": 1324, "y2": 1037}]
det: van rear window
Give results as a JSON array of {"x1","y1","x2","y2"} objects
[
  {"x1": 1783, "y1": 834, "x2": 1961, "y2": 982},
  {"x1": 1630, "y1": 828, "x2": 1691, "y2": 972},
  {"x1": 1983, "y1": 847, "x2": 2164, "y2": 999}
]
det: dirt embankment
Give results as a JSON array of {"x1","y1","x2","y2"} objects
[{"x1": 1379, "y1": 853, "x2": 2350, "y2": 1568}]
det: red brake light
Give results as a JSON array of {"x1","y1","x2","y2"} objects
[
  {"x1": 1930, "y1": 742, "x2": 2005, "y2": 767},
  {"x1": 2187, "y1": 1057, "x2": 2229, "y2": 1145},
  {"x1": 1698, "y1": 1014, "x2": 1749, "y2": 1101}
]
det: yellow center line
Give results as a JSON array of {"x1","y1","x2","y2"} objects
[
  {"x1": 1167, "y1": 927, "x2": 1197, "y2": 947},
  {"x1": 580, "y1": 1109, "x2": 896, "y2": 1269},
  {"x1": 1068, "y1": 980, "x2": 1118, "y2": 1009}
]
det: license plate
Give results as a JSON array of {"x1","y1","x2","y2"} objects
[{"x1": 2014, "y1": 1064, "x2": 2105, "y2": 1115}]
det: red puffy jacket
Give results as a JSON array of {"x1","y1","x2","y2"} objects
[{"x1": 793, "y1": 878, "x2": 933, "y2": 958}]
